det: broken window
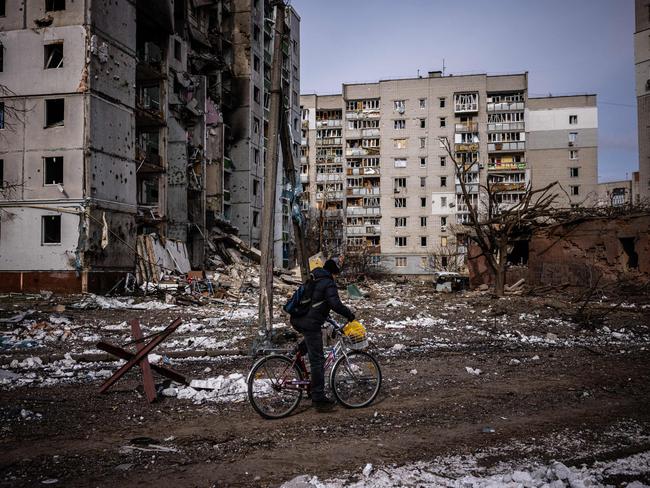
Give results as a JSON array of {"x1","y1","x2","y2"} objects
[
  {"x1": 45, "y1": 0, "x2": 65, "y2": 11},
  {"x1": 418, "y1": 98, "x2": 426, "y2": 109},
  {"x1": 394, "y1": 139, "x2": 407, "y2": 150},
  {"x1": 420, "y1": 176, "x2": 426, "y2": 188},
  {"x1": 394, "y1": 217, "x2": 406, "y2": 227},
  {"x1": 419, "y1": 157, "x2": 426, "y2": 167},
  {"x1": 569, "y1": 132, "x2": 577, "y2": 143},
  {"x1": 253, "y1": 117, "x2": 260, "y2": 134},
  {"x1": 570, "y1": 167, "x2": 579, "y2": 178},
  {"x1": 44, "y1": 157, "x2": 63, "y2": 185},
  {"x1": 253, "y1": 211, "x2": 259, "y2": 227},
  {"x1": 619, "y1": 237, "x2": 639, "y2": 269},
  {"x1": 441, "y1": 196, "x2": 447, "y2": 208},
  {"x1": 440, "y1": 176, "x2": 447, "y2": 187},
  {"x1": 395, "y1": 236, "x2": 407, "y2": 247},
  {"x1": 394, "y1": 177, "x2": 406, "y2": 190},
  {"x1": 570, "y1": 150, "x2": 578, "y2": 160},
  {"x1": 440, "y1": 236, "x2": 448, "y2": 247},
  {"x1": 174, "y1": 40, "x2": 181, "y2": 61},
  {"x1": 253, "y1": 86, "x2": 260, "y2": 104},
  {"x1": 507, "y1": 240, "x2": 529, "y2": 266},
  {"x1": 142, "y1": 179, "x2": 159, "y2": 204},
  {"x1": 440, "y1": 156, "x2": 446, "y2": 167},
  {"x1": 0, "y1": 44, "x2": 3, "y2": 72},
  {"x1": 394, "y1": 100, "x2": 405, "y2": 111},
  {"x1": 420, "y1": 236, "x2": 427, "y2": 247},
  {"x1": 395, "y1": 256, "x2": 407, "y2": 267},
  {"x1": 45, "y1": 98, "x2": 64, "y2": 127},
  {"x1": 253, "y1": 25, "x2": 260, "y2": 42},
  {"x1": 420, "y1": 216, "x2": 427, "y2": 227},
  {"x1": 0, "y1": 102, "x2": 4, "y2": 129},
  {"x1": 253, "y1": 179, "x2": 259, "y2": 196},
  {"x1": 44, "y1": 42, "x2": 64, "y2": 69},
  {"x1": 439, "y1": 117, "x2": 446, "y2": 128},
  {"x1": 394, "y1": 198, "x2": 406, "y2": 208},
  {"x1": 253, "y1": 55, "x2": 260, "y2": 72},
  {"x1": 419, "y1": 137, "x2": 426, "y2": 149},
  {"x1": 441, "y1": 216, "x2": 447, "y2": 227},
  {"x1": 420, "y1": 118, "x2": 426, "y2": 129},
  {"x1": 570, "y1": 185, "x2": 580, "y2": 196},
  {"x1": 394, "y1": 119, "x2": 405, "y2": 130},
  {"x1": 569, "y1": 115, "x2": 578, "y2": 125},
  {"x1": 420, "y1": 196, "x2": 427, "y2": 207},
  {"x1": 42, "y1": 215, "x2": 61, "y2": 244},
  {"x1": 441, "y1": 256, "x2": 449, "y2": 268},
  {"x1": 0, "y1": 159, "x2": 3, "y2": 186},
  {"x1": 439, "y1": 97, "x2": 446, "y2": 108},
  {"x1": 0, "y1": 0, "x2": 5, "y2": 16}
]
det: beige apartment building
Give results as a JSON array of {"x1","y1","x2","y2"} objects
[
  {"x1": 301, "y1": 72, "x2": 599, "y2": 275},
  {"x1": 635, "y1": 0, "x2": 650, "y2": 200}
]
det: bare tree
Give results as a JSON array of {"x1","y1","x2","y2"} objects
[
  {"x1": 440, "y1": 137, "x2": 559, "y2": 296},
  {"x1": 421, "y1": 241, "x2": 465, "y2": 274},
  {"x1": 302, "y1": 183, "x2": 345, "y2": 258}
]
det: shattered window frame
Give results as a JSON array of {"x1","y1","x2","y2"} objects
[
  {"x1": 45, "y1": 98, "x2": 65, "y2": 128},
  {"x1": 44, "y1": 42, "x2": 64, "y2": 69},
  {"x1": 45, "y1": 0, "x2": 65, "y2": 11},
  {"x1": 44, "y1": 156, "x2": 64, "y2": 185},
  {"x1": 42, "y1": 215, "x2": 62, "y2": 245},
  {"x1": 570, "y1": 167, "x2": 579, "y2": 178},
  {"x1": 395, "y1": 236, "x2": 407, "y2": 247},
  {"x1": 440, "y1": 176, "x2": 447, "y2": 187},
  {"x1": 395, "y1": 256, "x2": 407, "y2": 267}
]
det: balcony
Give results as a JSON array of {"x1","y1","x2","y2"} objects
[
  {"x1": 316, "y1": 119, "x2": 342, "y2": 128},
  {"x1": 488, "y1": 142, "x2": 525, "y2": 152},
  {"x1": 455, "y1": 122, "x2": 479, "y2": 132},
  {"x1": 487, "y1": 122, "x2": 525, "y2": 132},
  {"x1": 346, "y1": 187, "x2": 380, "y2": 196},
  {"x1": 490, "y1": 182, "x2": 527, "y2": 193},
  {"x1": 136, "y1": 146, "x2": 163, "y2": 172},
  {"x1": 317, "y1": 156, "x2": 344, "y2": 164},
  {"x1": 455, "y1": 184, "x2": 479, "y2": 194},
  {"x1": 345, "y1": 110, "x2": 380, "y2": 120},
  {"x1": 455, "y1": 143, "x2": 480, "y2": 153},
  {"x1": 325, "y1": 209, "x2": 344, "y2": 217},
  {"x1": 315, "y1": 173, "x2": 344, "y2": 182},
  {"x1": 224, "y1": 156, "x2": 234, "y2": 172},
  {"x1": 346, "y1": 167, "x2": 380, "y2": 176},
  {"x1": 345, "y1": 147, "x2": 380, "y2": 157},
  {"x1": 347, "y1": 225, "x2": 381, "y2": 235},
  {"x1": 316, "y1": 191, "x2": 344, "y2": 200},
  {"x1": 316, "y1": 137, "x2": 342, "y2": 146},
  {"x1": 346, "y1": 206, "x2": 381, "y2": 216},
  {"x1": 300, "y1": 156, "x2": 307, "y2": 164},
  {"x1": 487, "y1": 102, "x2": 525, "y2": 112},
  {"x1": 487, "y1": 162, "x2": 527, "y2": 171},
  {"x1": 454, "y1": 93, "x2": 479, "y2": 114},
  {"x1": 300, "y1": 174, "x2": 309, "y2": 183},
  {"x1": 301, "y1": 139, "x2": 308, "y2": 146}
]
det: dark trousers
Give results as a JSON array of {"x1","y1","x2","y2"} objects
[{"x1": 293, "y1": 325, "x2": 326, "y2": 401}]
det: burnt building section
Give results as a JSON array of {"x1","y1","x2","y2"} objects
[{"x1": 0, "y1": 0, "x2": 300, "y2": 292}]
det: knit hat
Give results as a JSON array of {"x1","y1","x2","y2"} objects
[{"x1": 323, "y1": 258, "x2": 341, "y2": 275}]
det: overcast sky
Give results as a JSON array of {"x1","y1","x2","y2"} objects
[{"x1": 292, "y1": 0, "x2": 638, "y2": 183}]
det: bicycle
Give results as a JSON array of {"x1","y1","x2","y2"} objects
[{"x1": 247, "y1": 317, "x2": 382, "y2": 419}]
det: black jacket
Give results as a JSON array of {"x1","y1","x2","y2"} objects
[{"x1": 290, "y1": 267, "x2": 354, "y2": 331}]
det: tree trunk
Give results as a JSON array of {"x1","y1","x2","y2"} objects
[{"x1": 494, "y1": 244, "x2": 508, "y2": 297}]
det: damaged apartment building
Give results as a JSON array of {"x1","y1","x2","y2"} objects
[
  {"x1": 301, "y1": 73, "x2": 598, "y2": 276},
  {"x1": 0, "y1": 0, "x2": 300, "y2": 292}
]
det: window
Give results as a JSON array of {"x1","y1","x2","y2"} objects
[
  {"x1": 174, "y1": 40, "x2": 181, "y2": 61},
  {"x1": 441, "y1": 196, "x2": 447, "y2": 208},
  {"x1": 394, "y1": 177, "x2": 407, "y2": 191},
  {"x1": 420, "y1": 119, "x2": 426, "y2": 129},
  {"x1": 394, "y1": 217, "x2": 407, "y2": 227},
  {"x1": 253, "y1": 86, "x2": 260, "y2": 104},
  {"x1": 440, "y1": 236, "x2": 448, "y2": 247},
  {"x1": 420, "y1": 176, "x2": 426, "y2": 188},
  {"x1": 253, "y1": 179, "x2": 259, "y2": 196},
  {"x1": 419, "y1": 98, "x2": 426, "y2": 109},
  {"x1": 394, "y1": 139, "x2": 407, "y2": 150},
  {"x1": 420, "y1": 157, "x2": 426, "y2": 167},
  {"x1": 253, "y1": 26, "x2": 260, "y2": 42},
  {"x1": 44, "y1": 42, "x2": 64, "y2": 69},
  {"x1": 569, "y1": 115, "x2": 578, "y2": 125},
  {"x1": 0, "y1": 44, "x2": 3, "y2": 72},
  {"x1": 439, "y1": 117, "x2": 446, "y2": 128},
  {"x1": 394, "y1": 119, "x2": 406, "y2": 130},
  {"x1": 253, "y1": 55, "x2": 260, "y2": 72},
  {"x1": 0, "y1": 0, "x2": 5, "y2": 16},
  {"x1": 394, "y1": 100, "x2": 405, "y2": 111},
  {"x1": 569, "y1": 132, "x2": 577, "y2": 143},
  {"x1": 394, "y1": 198, "x2": 406, "y2": 208},
  {"x1": 253, "y1": 211, "x2": 260, "y2": 227},
  {"x1": 570, "y1": 150, "x2": 578, "y2": 160},
  {"x1": 44, "y1": 157, "x2": 63, "y2": 185},
  {"x1": 420, "y1": 236, "x2": 427, "y2": 247},
  {"x1": 394, "y1": 158, "x2": 407, "y2": 168},
  {"x1": 42, "y1": 215, "x2": 61, "y2": 244},
  {"x1": 253, "y1": 117, "x2": 260, "y2": 134},
  {"x1": 395, "y1": 256, "x2": 407, "y2": 267},
  {"x1": 0, "y1": 160, "x2": 3, "y2": 187},
  {"x1": 46, "y1": 0, "x2": 65, "y2": 11},
  {"x1": 570, "y1": 167, "x2": 579, "y2": 178},
  {"x1": 419, "y1": 137, "x2": 426, "y2": 149},
  {"x1": 441, "y1": 256, "x2": 449, "y2": 268},
  {"x1": 440, "y1": 156, "x2": 446, "y2": 167},
  {"x1": 254, "y1": 148, "x2": 260, "y2": 165},
  {"x1": 439, "y1": 97, "x2": 446, "y2": 108},
  {"x1": 441, "y1": 216, "x2": 447, "y2": 227},
  {"x1": 395, "y1": 236, "x2": 407, "y2": 247},
  {"x1": 570, "y1": 185, "x2": 580, "y2": 196},
  {"x1": 440, "y1": 176, "x2": 447, "y2": 187},
  {"x1": 0, "y1": 102, "x2": 4, "y2": 129},
  {"x1": 45, "y1": 99, "x2": 65, "y2": 127},
  {"x1": 420, "y1": 216, "x2": 427, "y2": 227},
  {"x1": 420, "y1": 197, "x2": 427, "y2": 207}
]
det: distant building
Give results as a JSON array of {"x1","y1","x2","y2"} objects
[
  {"x1": 301, "y1": 73, "x2": 599, "y2": 276},
  {"x1": 597, "y1": 180, "x2": 634, "y2": 206},
  {"x1": 635, "y1": 0, "x2": 650, "y2": 199}
]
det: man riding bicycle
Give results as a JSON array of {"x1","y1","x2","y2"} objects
[{"x1": 290, "y1": 258, "x2": 355, "y2": 412}]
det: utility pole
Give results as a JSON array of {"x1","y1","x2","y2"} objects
[{"x1": 258, "y1": 1, "x2": 286, "y2": 341}]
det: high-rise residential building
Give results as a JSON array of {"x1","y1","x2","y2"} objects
[
  {"x1": 301, "y1": 72, "x2": 599, "y2": 276},
  {"x1": 527, "y1": 95, "x2": 599, "y2": 208},
  {"x1": 635, "y1": 0, "x2": 650, "y2": 201},
  {"x1": 0, "y1": 0, "x2": 299, "y2": 291}
]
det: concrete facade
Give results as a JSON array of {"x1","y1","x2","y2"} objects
[
  {"x1": 636, "y1": 0, "x2": 650, "y2": 200},
  {"x1": 301, "y1": 74, "x2": 599, "y2": 276},
  {"x1": 527, "y1": 95, "x2": 599, "y2": 208},
  {"x1": 0, "y1": 0, "x2": 299, "y2": 291}
]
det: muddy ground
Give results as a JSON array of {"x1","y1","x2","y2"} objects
[{"x1": 0, "y1": 282, "x2": 649, "y2": 487}]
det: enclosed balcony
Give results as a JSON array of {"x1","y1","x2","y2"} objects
[{"x1": 454, "y1": 93, "x2": 479, "y2": 113}]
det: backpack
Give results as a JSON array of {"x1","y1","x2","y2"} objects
[{"x1": 283, "y1": 274, "x2": 320, "y2": 317}]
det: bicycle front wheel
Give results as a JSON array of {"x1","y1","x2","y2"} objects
[
  {"x1": 247, "y1": 355, "x2": 304, "y2": 419},
  {"x1": 331, "y1": 351, "x2": 382, "y2": 408}
]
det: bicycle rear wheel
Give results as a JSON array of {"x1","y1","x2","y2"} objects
[
  {"x1": 247, "y1": 354, "x2": 304, "y2": 419},
  {"x1": 331, "y1": 351, "x2": 381, "y2": 408}
]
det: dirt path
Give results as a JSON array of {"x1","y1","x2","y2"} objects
[{"x1": 2, "y1": 344, "x2": 649, "y2": 487}]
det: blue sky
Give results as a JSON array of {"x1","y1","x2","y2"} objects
[{"x1": 292, "y1": 0, "x2": 638, "y2": 183}]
